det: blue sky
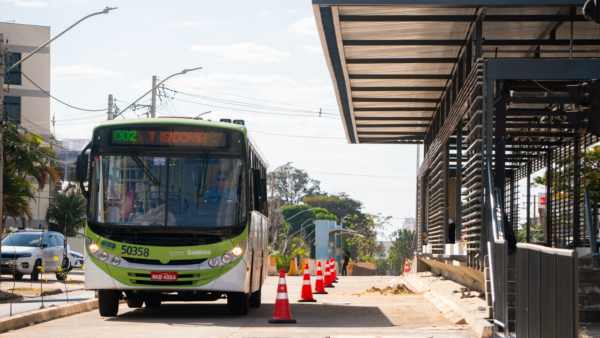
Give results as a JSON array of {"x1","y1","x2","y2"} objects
[{"x1": 2, "y1": 0, "x2": 420, "y2": 238}]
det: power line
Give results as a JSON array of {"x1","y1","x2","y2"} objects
[
  {"x1": 18, "y1": 68, "x2": 106, "y2": 112},
  {"x1": 171, "y1": 97, "x2": 339, "y2": 119},
  {"x1": 4, "y1": 126, "x2": 76, "y2": 168},
  {"x1": 168, "y1": 81, "x2": 339, "y2": 113},
  {"x1": 166, "y1": 88, "x2": 339, "y2": 117}
]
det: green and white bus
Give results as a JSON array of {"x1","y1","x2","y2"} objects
[{"x1": 74, "y1": 118, "x2": 269, "y2": 316}]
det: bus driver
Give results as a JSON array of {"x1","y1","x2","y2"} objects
[{"x1": 204, "y1": 170, "x2": 238, "y2": 203}]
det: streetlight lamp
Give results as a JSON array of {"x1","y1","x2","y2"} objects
[
  {"x1": 114, "y1": 67, "x2": 203, "y2": 119},
  {"x1": 194, "y1": 111, "x2": 211, "y2": 119},
  {"x1": 4, "y1": 7, "x2": 118, "y2": 74}
]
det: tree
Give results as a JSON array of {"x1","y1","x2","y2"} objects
[
  {"x1": 346, "y1": 213, "x2": 390, "y2": 262},
  {"x1": 387, "y1": 229, "x2": 414, "y2": 275},
  {"x1": 2, "y1": 171, "x2": 35, "y2": 223},
  {"x1": 375, "y1": 258, "x2": 389, "y2": 276},
  {"x1": 46, "y1": 186, "x2": 86, "y2": 236},
  {"x1": 302, "y1": 192, "x2": 362, "y2": 222},
  {"x1": 2, "y1": 123, "x2": 60, "y2": 225},
  {"x1": 269, "y1": 165, "x2": 321, "y2": 205}
]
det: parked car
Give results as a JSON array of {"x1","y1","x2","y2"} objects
[
  {"x1": 1, "y1": 230, "x2": 71, "y2": 281},
  {"x1": 70, "y1": 251, "x2": 84, "y2": 268}
]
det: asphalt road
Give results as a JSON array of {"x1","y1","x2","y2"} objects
[{"x1": 5, "y1": 276, "x2": 476, "y2": 338}]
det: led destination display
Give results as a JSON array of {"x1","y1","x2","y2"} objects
[{"x1": 108, "y1": 126, "x2": 229, "y2": 149}]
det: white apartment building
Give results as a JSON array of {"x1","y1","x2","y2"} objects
[{"x1": 1, "y1": 22, "x2": 52, "y2": 229}]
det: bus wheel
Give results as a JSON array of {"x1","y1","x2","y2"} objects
[
  {"x1": 127, "y1": 299, "x2": 144, "y2": 308},
  {"x1": 98, "y1": 290, "x2": 120, "y2": 317},
  {"x1": 145, "y1": 299, "x2": 161, "y2": 308},
  {"x1": 249, "y1": 288, "x2": 261, "y2": 308},
  {"x1": 228, "y1": 292, "x2": 249, "y2": 315}
]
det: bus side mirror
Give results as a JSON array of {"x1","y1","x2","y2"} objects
[
  {"x1": 76, "y1": 142, "x2": 91, "y2": 198},
  {"x1": 260, "y1": 178, "x2": 268, "y2": 216},
  {"x1": 75, "y1": 154, "x2": 88, "y2": 183}
]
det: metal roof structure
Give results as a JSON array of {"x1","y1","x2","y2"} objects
[{"x1": 313, "y1": 1, "x2": 600, "y2": 144}]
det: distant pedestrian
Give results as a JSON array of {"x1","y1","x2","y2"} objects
[{"x1": 341, "y1": 250, "x2": 351, "y2": 276}]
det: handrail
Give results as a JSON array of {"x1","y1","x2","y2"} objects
[{"x1": 516, "y1": 243, "x2": 577, "y2": 256}]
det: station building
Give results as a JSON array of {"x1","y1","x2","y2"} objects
[{"x1": 313, "y1": 1, "x2": 600, "y2": 336}]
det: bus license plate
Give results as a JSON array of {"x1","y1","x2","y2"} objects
[{"x1": 151, "y1": 272, "x2": 178, "y2": 281}]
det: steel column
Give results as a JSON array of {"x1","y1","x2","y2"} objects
[
  {"x1": 456, "y1": 121, "x2": 463, "y2": 243},
  {"x1": 527, "y1": 162, "x2": 531, "y2": 243},
  {"x1": 573, "y1": 136, "x2": 581, "y2": 247},
  {"x1": 547, "y1": 150, "x2": 553, "y2": 247}
]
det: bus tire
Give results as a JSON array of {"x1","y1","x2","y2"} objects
[
  {"x1": 227, "y1": 292, "x2": 249, "y2": 315},
  {"x1": 98, "y1": 290, "x2": 120, "y2": 317},
  {"x1": 145, "y1": 299, "x2": 161, "y2": 308},
  {"x1": 249, "y1": 288, "x2": 261, "y2": 308},
  {"x1": 127, "y1": 299, "x2": 144, "y2": 308}
]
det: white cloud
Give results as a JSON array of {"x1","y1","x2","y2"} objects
[
  {"x1": 190, "y1": 43, "x2": 291, "y2": 63},
  {"x1": 114, "y1": 52, "x2": 129, "y2": 58},
  {"x1": 288, "y1": 17, "x2": 318, "y2": 37},
  {"x1": 52, "y1": 65, "x2": 123, "y2": 81},
  {"x1": 302, "y1": 44, "x2": 322, "y2": 54},
  {"x1": 252, "y1": 10, "x2": 269, "y2": 15},
  {"x1": 285, "y1": 9, "x2": 297, "y2": 13}
]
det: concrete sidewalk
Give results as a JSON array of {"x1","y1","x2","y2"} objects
[
  {"x1": 404, "y1": 272, "x2": 494, "y2": 338},
  {"x1": 0, "y1": 290, "x2": 95, "y2": 318}
]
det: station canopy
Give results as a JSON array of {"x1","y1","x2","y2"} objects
[{"x1": 312, "y1": 0, "x2": 600, "y2": 144}]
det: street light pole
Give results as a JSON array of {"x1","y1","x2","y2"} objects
[
  {"x1": 150, "y1": 76, "x2": 157, "y2": 118},
  {"x1": 113, "y1": 67, "x2": 202, "y2": 119}
]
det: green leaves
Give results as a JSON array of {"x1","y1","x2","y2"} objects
[{"x1": 46, "y1": 189, "x2": 86, "y2": 234}]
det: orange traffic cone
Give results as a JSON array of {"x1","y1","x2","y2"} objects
[
  {"x1": 268, "y1": 269, "x2": 297, "y2": 324},
  {"x1": 298, "y1": 262, "x2": 317, "y2": 302},
  {"x1": 331, "y1": 258, "x2": 338, "y2": 283},
  {"x1": 313, "y1": 261, "x2": 328, "y2": 294},
  {"x1": 404, "y1": 258, "x2": 410, "y2": 274},
  {"x1": 324, "y1": 259, "x2": 335, "y2": 288}
]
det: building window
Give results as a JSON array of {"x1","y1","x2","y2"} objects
[
  {"x1": 4, "y1": 96, "x2": 21, "y2": 125},
  {"x1": 4, "y1": 53, "x2": 21, "y2": 85}
]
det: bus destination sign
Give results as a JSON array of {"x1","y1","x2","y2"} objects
[{"x1": 108, "y1": 126, "x2": 229, "y2": 149}]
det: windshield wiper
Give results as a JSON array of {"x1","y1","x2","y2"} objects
[
  {"x1": 196, "y1": 152, "x2": 210, "y2": 216},
  {"x1": 127, "y1": 150, "x2": 161, "y2": 186}
]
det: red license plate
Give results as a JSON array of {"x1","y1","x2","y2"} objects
[{"x1": 151, "y1": 272, "x2": 178, "y2": 281}]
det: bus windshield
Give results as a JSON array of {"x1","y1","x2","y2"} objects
[{"x1": 89, "y1": 155, "x2": 246, "y2": 227}]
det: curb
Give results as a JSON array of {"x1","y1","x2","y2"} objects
[
  {"x1": 0, "y1": 298, "x2": 98, "y2": 333},
  {"x1": 405, "y1": 274, "x2": 493, "y2": 338}
]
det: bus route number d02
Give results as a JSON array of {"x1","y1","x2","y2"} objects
[{"x1": 121, "y1": 245, "x2": 149, "y2": 257}]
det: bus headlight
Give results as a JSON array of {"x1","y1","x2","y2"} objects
[
  {"x1": 221, "y1": 253, "x2": 232, "y2": 264},
  {"x1": 110, "y1": 256, "x2": 121, "y2": 266},
  {"x1": 89, "y1": 243, "x2": 100, "y2": 254},
  {"x1": 208, "y1": 258, "x2": 220, "y2": 267},
  {"x1": 232, "y1": 246, "x2": 243, "y2": 257},
  {"x1": 98, "y1": 251, "x2": 109, "y2": 261}
]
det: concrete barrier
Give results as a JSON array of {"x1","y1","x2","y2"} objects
[
  {"x1": 267, "y1": 256, "x2": 278, "y2": 276},
  {"x1": 0, "y1": 298, "x2": 98, "y2": 334}
]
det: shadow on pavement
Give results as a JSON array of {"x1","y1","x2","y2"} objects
[{"x1": 105, "y1": 303, "x2": 392, "y2": 327}]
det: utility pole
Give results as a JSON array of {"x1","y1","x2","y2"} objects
[
  {"x1": 150, "y1": 76, "x2": 157, "y2": 118},
  {"x1": 107, "y1": 94, "x2": 113, "y2": 120}
]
